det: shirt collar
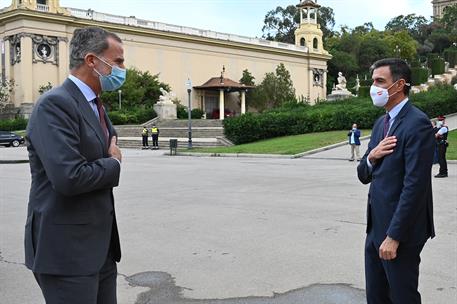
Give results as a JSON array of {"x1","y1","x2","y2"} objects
[
  {"x1": 68, "y1": 74, "x2": 97, "y2": 102},
  {"x1": 387, "y1": 97, "x2": 408, "y2": 120}
]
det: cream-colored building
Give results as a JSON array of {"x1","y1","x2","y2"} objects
[
  {"x1": 432, "y1": 0, "x2": 457, "y2": 18},
  {"x1": 0, "y1": 0, "x2": 331, "y2": 118}
]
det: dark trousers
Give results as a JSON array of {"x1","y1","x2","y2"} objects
[
  {"x1": 142, "y1": 135, "x2": 148, "y2": 147},
  {"x1": 437, "y1": 143, "x2": 447, "y2": 174},
  {"x1": 33, "y1": 254, "x2": 117, "y2": 304},
  {"x1": 365, "y1": 235, "x2": 424, "y2": 304},
  {"x1": 152, "y1": 134, "x2": 159, "y2": 147}
]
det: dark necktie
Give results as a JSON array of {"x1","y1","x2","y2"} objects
[
  {"x1": 383, "y1": 113, "x2": 391, "y2": 138},
  {"x1": 94, "y1": 97, "x2": 109, "y2": 144}
]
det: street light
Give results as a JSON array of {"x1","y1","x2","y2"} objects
[
  {"x1": 186, "y1": 78, "x2": 192, "y2": 149},
  {"x1": 118, "y1": 89, "x2": 122, "y2": 110},
  {"x1": 394, "y1": 45, "x2": 401, "y2": 58}
]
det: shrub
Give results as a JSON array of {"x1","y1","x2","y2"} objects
[
  {"x1": 177, "y1": 104, "x2": 187, "y2": 119},
  {"x1": 444, "y1": 47, "x2": 457, "y2": 68},
  {"x1": 411, "y1": 67, "x2": 429, "y2": 85},
  {"x1": 430, "y1": 57, "x2": 445, "y2": 76},
  {"x1": 191, "y1": 108, "x2": 205, "y2": 119},
  {"x1": 224, "y1": 85, "x2": 457, "y2": 144},
  {"x1": 358, "y1": 86, "x2": 370, "y2": 97},
  {"x1": 108, "y1": 108, "x2": 156, "y2": 125},
  {"x1": 0, "y1": 117, "x2": 28, "y2": 131}
]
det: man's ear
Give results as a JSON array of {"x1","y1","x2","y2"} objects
[{"x1": 84, "y1": 53, "x2": 96, "y2": 68}]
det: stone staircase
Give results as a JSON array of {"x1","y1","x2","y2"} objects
[{"x1": 115, "y1": 119, "x2": 232, "y2": 149}]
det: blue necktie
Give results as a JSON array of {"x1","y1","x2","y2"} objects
[{"x1": 383, "y1": 113, "x2": 391, "y2": 138}]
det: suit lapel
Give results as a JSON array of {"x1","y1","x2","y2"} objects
[
  {"x1": 388, "y1": 101, "x2": 411, "y2": 137},
  {"x1": 62, "y1": 79, "x2": 107, "y2": 151}
]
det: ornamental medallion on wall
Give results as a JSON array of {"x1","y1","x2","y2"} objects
[
  {"x1": 312, "y1": 68, "x2": 324, "y2": 87},
  {"x1": 32, "y1": 34, "x2": 59, "y2": 65}
]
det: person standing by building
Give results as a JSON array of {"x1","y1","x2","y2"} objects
[
  {"x1": 357, "y1": 58, "x2": 435, "y2": 304},
  {"x1": 25, "y1": 27, "x2": 125, "y2": 304},
  {"x1": 435, "y1": 115, "x2": 449, "y2": 178},
  {"x1": 142, "y1": 126, "x2": 149, "y2": 149},
  {"x1": 151, "y1": 123, "x2": 160, "y2": 149},
  {"x1": 348, "y1": 123, "x2": 361, "y2": 161}
]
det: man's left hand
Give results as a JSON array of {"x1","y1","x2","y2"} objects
[{"x1": 379, "y1": 236, "x2": 399, "y2": 260}]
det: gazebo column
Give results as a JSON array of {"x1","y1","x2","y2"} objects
[
  {"x1": 241, "y1": 90, "x2": 246, "y2": 114},
  {"x1": 219, "y1": 89, "x2": 224, "y2": 120}
]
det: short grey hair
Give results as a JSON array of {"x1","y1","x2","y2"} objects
[{"x1": 69, "y1": 27, "x2": 122, "y2": 70}]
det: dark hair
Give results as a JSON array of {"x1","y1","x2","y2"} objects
[
  {"x1": 370, "y1": 58, "x2": 411, "y2": 95},
  {"x1": 69, "y1": 27, "x2": 122, "y2": 70}
]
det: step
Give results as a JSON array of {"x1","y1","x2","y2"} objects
[{"x1": 118, "y1": 137, "x2": 226, "y2": 149}]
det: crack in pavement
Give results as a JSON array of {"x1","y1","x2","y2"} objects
[
  {"x1": 0, "y1": 249, "x2": 25, "y2": 266},
  {"x1": 125, "y1": 271, "x2": 365, "y2": 304}
]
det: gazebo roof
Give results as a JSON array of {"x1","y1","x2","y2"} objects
[
  {"x1": 194, "y1": 77, "x2": 255, "y2": 92},
  {"x1": 296, "y1": 0, "x2": 321, "y2": 9}
]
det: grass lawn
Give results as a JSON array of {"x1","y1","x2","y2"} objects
[
  {"x1": 188, "y1": 129, "x2": 371, "y2": 155},
  {"x1": 446, "y1": 130, "x2": 457, "y2": 160}
]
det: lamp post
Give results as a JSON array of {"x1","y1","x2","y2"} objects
[
  {"x1": 186, "y1": 78, "x2": 192, "y2": 149},
  {"x1": 118, "y1": 89, "x2": 122, "y2": 110},
  {"x1": 394, "y1": 45, "x2": 401, "y2": 59}
]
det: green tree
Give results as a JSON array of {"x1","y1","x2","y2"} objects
[
  {"x1": 0, "y1": 79, "x2": 15, "y2": 112},
  {"x1": 100, "y1": 67, "x2": 170, "y2": 111},
  {"x1": 385, "y1": 14, "x2": 429, "y2": 43},
  {"x1": 239, "y1": 69, "x2": 255, "y2": 110},
  {"x1": 239, "y1": 69, "x2": 255, "y2": 86},
  {"x1": 357, "y1": 32, "x2": 391, "y2": 72},
  {"x1": 383, "y1": 30, "x2": 419, "y2": 62},
  {"x1": 439, "y1": 4, "x2": 457, "y2": 33},
  {"x1": 251, "y1": 63, "x2": 296, "y2": 111},
  {"x1": 261, "y1": 4, "x2": 334, "y2": 44}
]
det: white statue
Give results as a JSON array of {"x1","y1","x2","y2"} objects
[
  {"x1": 354, "y1": 74, "x2": 360, "y2": 92},
  {"x1": 158, "y1": 87, "x2": 175, "y2": 104},
  {"x1": 335, "y1": 72, "x2": 347, "y2": 90},
  {"x1": 40, "y1": 46, "x2": 48, "y2": 58}
]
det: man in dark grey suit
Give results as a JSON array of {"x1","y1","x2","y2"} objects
[
  {"x1": 357, "y1": 58, "x2": 435, "y2": 304},
  {"x1": 25, "y1": 27, "x2": 125, "y2": 303}
]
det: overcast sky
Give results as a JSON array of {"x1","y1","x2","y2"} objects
[{"x1": 0, "y1": 0, "x2": 433, "y2": 38}]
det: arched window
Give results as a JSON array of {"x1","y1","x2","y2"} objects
[
  {"x1": 300, "y1": 38, "x2": 306, "y2": 47},
  {"x1": 313, "y1": 38, "x2": 318, "y2": 49}
]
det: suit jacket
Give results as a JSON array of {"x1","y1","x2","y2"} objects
[
  {"x1": 357, "y1": 101, "x2": 435, "y2": 247},
  {"x1": 348, "y1": 129, "x2": 361, "y2": 145},
  {"x1": 25, "y1": 79, "x2": 121, "y2": 276}
]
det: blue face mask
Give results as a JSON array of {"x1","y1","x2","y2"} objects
[{"x1": 94, "y1": 56, "x2": 126, "y2": 91}]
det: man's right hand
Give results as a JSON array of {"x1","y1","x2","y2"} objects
[
  {"x1": 108, "y1": 136, "x2": 122, "y2": 163},
  {"x1": 368, "y1": 136, "x2": 397, "y2": 165}
]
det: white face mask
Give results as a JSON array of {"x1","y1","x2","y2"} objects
[
  {"x1": 370, "y1": 81, "x2": 398, "y2": 107},
  {"x1": 436, "y1": 121, "x2": 443, "y2": 128}
]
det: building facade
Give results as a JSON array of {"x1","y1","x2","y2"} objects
[
  {"x1": 0, "y1": 0, "x2": 331, "y2": 118},
  {"x1": 432, "y1": 0, "x2": 457, "y2": 18}
]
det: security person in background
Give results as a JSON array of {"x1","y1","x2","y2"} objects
[
  {"x1": 435, "y1": 115, "x2": 449, "y2": 178},
  {"x1": 141, "y1": 126, "x2": 149, "y2": 149},
  {"x1": 151, "y1": 124, "x2": 160, "y2": 150}
]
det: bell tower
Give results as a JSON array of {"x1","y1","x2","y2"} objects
[
  {"x1": 8, "y1": 0, "x2": 69, "y2": 14},
  {"x1": 294, "y1": 0, "x2": 327, "y2": 55}
]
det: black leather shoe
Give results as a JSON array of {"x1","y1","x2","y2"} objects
[{"x1": 434, "y1": 173, "x2": 448, "y2": 178}]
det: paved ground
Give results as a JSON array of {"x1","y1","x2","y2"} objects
[{"x1": 0, "y1": 146, "x2": 456, "y2": 304}]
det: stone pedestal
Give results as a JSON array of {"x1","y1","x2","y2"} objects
[
  {"x1": 326, "y1": 89, "x2": 354, "y2": 101},
  {"x1": 153, "y1": 102, "x2": 177, "y2": 120}
]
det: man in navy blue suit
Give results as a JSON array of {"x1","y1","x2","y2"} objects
[{"x1": 357, "y1": 58, "x2": 435, "y2": 304}]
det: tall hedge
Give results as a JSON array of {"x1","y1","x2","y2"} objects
[
  {"x1": 0, "y1": 118, "x2": 28, "y2": 131},
  {"x1": 411, "y1": 67, "x2": 429, "y2": 85},
  {"x1": 224, "y1": 84, "x2": 457, "y2": 144},
  {"x1": 444, "y1": 48, "x2": 457, "y2": 68},
  {"x1": 430, "y1": 57, "x2": 445, "y2": 77}
]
